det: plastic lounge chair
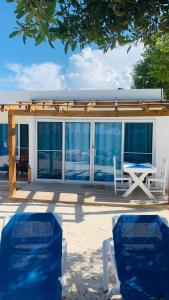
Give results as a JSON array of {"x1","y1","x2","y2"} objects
[
  {"x1": 0, "y1": 212, "x2": 67, "y2": 300},
  {"x1": 103, "y1": 214, "x2": 169, "y2": 300}
]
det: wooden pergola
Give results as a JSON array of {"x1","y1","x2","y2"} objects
[{"x1": 4, "y1": 98, "x2": 169, "y2": 197}]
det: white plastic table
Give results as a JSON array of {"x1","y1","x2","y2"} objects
[{"x1": 122, "y1": 163, "x2": 157, "y2": 200}]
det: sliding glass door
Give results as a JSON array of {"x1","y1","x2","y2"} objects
[
  {"x1": 65, "y1": 122, "x2": 90, "y2": 180},
  {"x1": 94, "y1": 122, "x2": 122, "y2": 182},
  {"x1": 36, "y1": 120, "x2": 153, "y2": 182},
  {"x1": 37, "y1": 122, "x2": 62, "y2": 179}
]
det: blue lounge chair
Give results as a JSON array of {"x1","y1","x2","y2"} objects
[
  {"x1": 0, "y1": 213, "x2": 67, "y2": 300},
  {"x1": 103, "y1": 215, "x2": 169, "y2": 299}
]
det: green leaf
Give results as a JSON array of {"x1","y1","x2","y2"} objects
[
  {"x1": 9, "y1": 30, "x2": 22, "y2": 38},
  {"x1": 70, "y1": 0, "x2": 80, "y2": 8},
  {"x1": 35, "y1": 33, "x2": 44, "y2": 46},
  {"x1": 48, "y1": 39, "x2": 55, "y2": 49},
  {"x1": 16, "y1": 10, "x2": 25, "y2": 19},
  {"x1": 127, "y1": 45, "x2": 132, "y2": 53},
  {"x1": 46, "y1": 1, "x2": 56, "y2": 16},
  {"x1": 71, "y1": 40, "x2": 77, "y2": 51},
  {"x1": 16, "y1": 20, "x2": 22, "y2": 27},
  {"x1": 6, "y1": 0, "x2": 169, "y2": 53},
  {"x1": 64, "y1": 41, "x2": 69, "y2": 54},
  {"x1": 25, "y1": 31, "x2": 34, "y2": 38},
  {"x1": 25, "y1": 13, "x2": 33, "y2": 23},
  {"x1": 40, "y1": 23, "x2": 49, "y2": 36},
  {"x1": 49, "y1": 17, "x2": 58, "y2": 25},
  {"x1": 56, "y1": 19, "x2": 63, "y2": 27},
  {"x1": 23, "y1": 34, "x2": 27, "y2": 44}
]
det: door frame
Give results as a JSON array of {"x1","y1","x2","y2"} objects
[
  {"x1": 92, "y1": 120, "x2": 123, "y2": 184},
  {"x1": 34, "y1": 117, "x2": 155, "y2": 184}
]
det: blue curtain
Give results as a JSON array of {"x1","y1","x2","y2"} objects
[
  {"x1": 65, "y1": 122, "x2": 90, "y2": 180},
  {"x1": 0, "y1": 124, "x2": 18, "y2": 171},
  {"x1": 37, "y1": 122, "x2": 62, "y2": 179},
  {"x1": 20, "y1": 124, "x2": 29, "y2": 164},
  {"x1": 0, "y1": 124, "x2": 8, "y2": 156},
  {"x1": 124, "y1": 123, "x2": 153, "y2": 163},
  {"x1": 20, "y1": 124, "x2": 29, "y2": 148},
  {"x1": 0, "y1": 124, "x2": 18, "y2": 155},
  {"x1": 94, "y1": 122, "x2": 122, "y2": 182}
]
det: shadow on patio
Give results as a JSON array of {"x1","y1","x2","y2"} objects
[{"x1": 1, "y1": 181, "x2": 167, "y2": 207}]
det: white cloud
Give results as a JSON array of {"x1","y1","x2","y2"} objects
[
  {"x1": 66, "y1": 44, "x2": 144, "y2": 89},
  {"x1": 2, "y1": 44, "x2": 144, "y2": 90},
  {"x1": 6, "y1": 62, "x2": 66, "y2": 90}
]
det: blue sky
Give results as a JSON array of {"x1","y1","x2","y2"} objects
[
  {"x1": 0, "y1": 1, "x2": 144, "y2": 90},
  {"x1": 0, "y1": 2, "x2": 73, "y2": 65}
]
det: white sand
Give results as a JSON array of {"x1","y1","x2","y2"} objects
[{"x1": 0, "y1": 201, "x2": 168, "y2": 299}]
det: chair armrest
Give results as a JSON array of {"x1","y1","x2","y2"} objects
[
  {"x1": 61, "y1": 239, "x2": 68, "y2": 297},
  {"x1": 112, "y1": 215, "x2": 120, "y2": 229},
  {"x1": 108, "y1": 239, "x2": 120, "y2": 291},
  {"x1": 62, "y1": 239, "x2": 67, "y2": 276},
  {"x1": 103, "y1": 238, "x2": 120, "y2": 294}
]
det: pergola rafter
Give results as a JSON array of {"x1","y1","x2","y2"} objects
[{"x1": 1, "y1": 99, "x2": 169, "y2": 115}]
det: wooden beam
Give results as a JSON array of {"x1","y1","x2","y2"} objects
[
  {"x1": 8, "y1": 113, "x2": 16, "y2": 196},
  {"x1": 9, "y1": 108, "x2": 169, "y2": 117},
  {"x1": 0, "y1": 105, "x2": 4, "y2": 112},
  {"x1": 2, "y1": 99, "x2": 169, "y2": 112}
]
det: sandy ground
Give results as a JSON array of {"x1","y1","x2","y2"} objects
[{"x1": 0, "y1": 201, "x2": 168, "y2": 299}]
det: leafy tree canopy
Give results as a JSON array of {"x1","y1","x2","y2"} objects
[
  {"x1": 131, "y1": 35, "x2": 169, "y2": 98},
  {"x1": 6, "y1": 0, "x2": 169, "y2": 52}
]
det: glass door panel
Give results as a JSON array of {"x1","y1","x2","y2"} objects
[
  {"x1": 37, "y1": 122, "x2": 62, "y2": 179},
  {"x1": 65, "y1": 122, "x2": 90, "y2": 180},
  {"x1": 94, "y1": 122, "x2": 122, "y2": 182},
  {"x1": 124, "y1": 123, "x2": 153, "y2": 163}
]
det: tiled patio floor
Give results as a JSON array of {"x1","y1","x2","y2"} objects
[{"x1": 0, "y1": 181, "x2": 168, "y2": 207}]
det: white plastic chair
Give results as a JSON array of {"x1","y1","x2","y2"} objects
[
  {"x1": 146, "y1": 158, "x2": 168, "y2": 196},
  {"x1": 113, "y1": 156, "x2": 132, "y2": 195}
]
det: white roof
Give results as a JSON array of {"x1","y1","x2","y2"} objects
[{"x1": 0, "y1": 89, "x2": 163, "y2": 104}]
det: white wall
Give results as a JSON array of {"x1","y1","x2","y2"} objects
[
  {"x1": 154, "y1": 117, "x2": 169, "y2": 187},
  {"x1": 0, "y1": 112, "x2": 32, "y2": 124}
]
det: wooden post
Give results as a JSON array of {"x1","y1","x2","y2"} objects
[{"x1": 8, "y1": 112, "x2": 16, "y2": 196}]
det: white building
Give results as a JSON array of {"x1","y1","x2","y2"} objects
[{"x1": 0, "y1": 88, "x2": 168, "y2": 187}]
